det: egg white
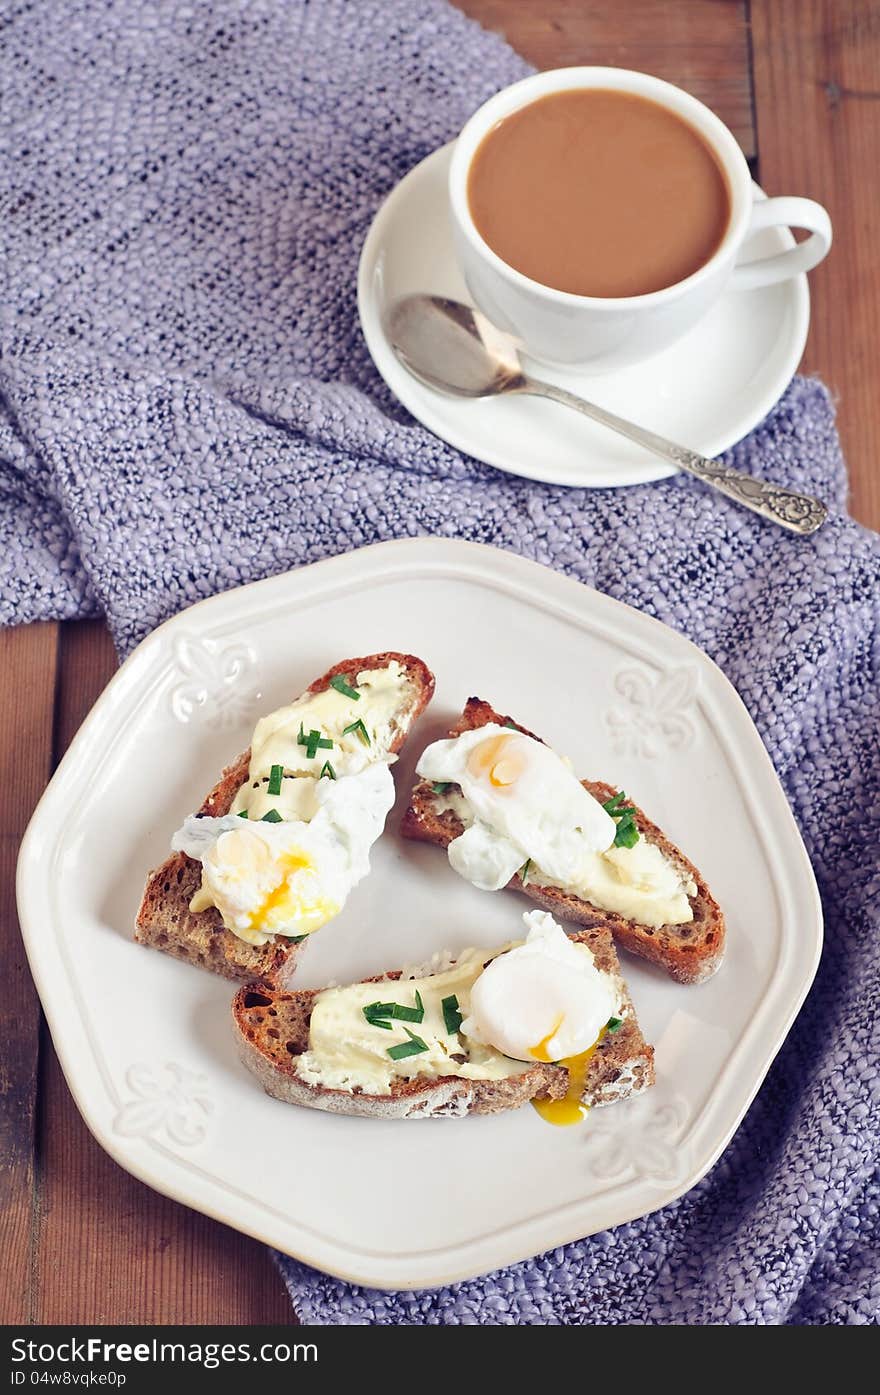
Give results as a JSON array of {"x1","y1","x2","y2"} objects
[
  {"x1": 417, "y1": 724, "x2": 617, "y2": 890},
  {"x1": 463, "y1": 910, "x2": 620, "y2": 1062},
  {"x1": 172, "y1": 762, "x2": 395, "y2": 944}
]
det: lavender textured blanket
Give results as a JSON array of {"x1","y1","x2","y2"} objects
[{"x1": 2, "y1": 0, "x2": 878, "y2": 1325}]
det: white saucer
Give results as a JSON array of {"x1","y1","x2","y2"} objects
[{"x1": 358, "y1": 144, "x2": 810, "y2": 488}]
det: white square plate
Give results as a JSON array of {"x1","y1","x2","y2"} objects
[{"x1": 17, "y1": 539, "x2": 822, "y2": 1289}]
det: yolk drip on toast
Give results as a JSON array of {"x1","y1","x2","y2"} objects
[{"x1": 531, "y1": 1026, "x2": 609, "y2": 1126}]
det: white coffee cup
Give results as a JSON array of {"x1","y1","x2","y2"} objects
[{"x1": 448, "y1": 67, "x2": 832, "y2": 369}]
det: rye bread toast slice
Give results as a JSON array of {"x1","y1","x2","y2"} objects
[
  {"x1": 401, "y1": 697, "x2": 724, "y2": 985},
  {"x1": 232, "y1": 926, "x2": 654, "y2": 1119},
  {"x1": 136, "y1": 653, "x2": 435, "y2": 984}
]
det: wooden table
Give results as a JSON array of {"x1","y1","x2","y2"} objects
[{"x1": 3, "y1": 0, "x2": 878, "y2": 1324}]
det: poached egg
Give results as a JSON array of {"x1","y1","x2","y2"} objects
[
  {"x1": 418, "y1": 724, "x2": 696, "y2": 927},
  {"x1": 174, "y1": 763, "x2": 394, "y2": 945},
  {"x1": 171, "y1": 658, "x2": 407, "y2": 947},
  {"x1": 296, "y1": 910, "x2": 621, "y2": 1127},
  {"x1": 417, "y1": 724, "x2": 616, "y2": 890},
  {"x1": 462, "y1": 910, "x2": 620, "y2": 1063}
]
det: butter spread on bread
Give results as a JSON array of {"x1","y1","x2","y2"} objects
[
  {"x1": 402, "y1": 697, "x2": 724, "y2": 985},
  {"x1": 295, "y1": 944, "x2": 532, "y2": 1095},
  {"x1": 171, "y1": 661, "x2": 416, "y2": 946},
  {"x1": 233, "y1": 911, "x2": 654, "y2": 1120},
  {"x1": 238, "y1": 660, "x2": 413, "y2": 816},
  {"x1": 417, "y1": 723, "x2": 696, "y2": 928},
  {"x1": 135, "y1": 653, "x2": 435, "y2": 982},
  {"x1": 298, "y1": 911, "x2": 621, "y2": 1108}
]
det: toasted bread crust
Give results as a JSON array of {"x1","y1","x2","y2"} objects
[
  {"x1": 135, "y1": 653, "x2": 435, "y2": 983},
  {"x1": 231, "y1": 930, "x2": 655, "y2": 1119},
  {"x1": 400, "y1": 697, "x2": 724, "y2": 985}
]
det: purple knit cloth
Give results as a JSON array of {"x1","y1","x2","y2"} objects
[{"x1": 2, "y1": 0, "x2": 878, "y2": 1325}]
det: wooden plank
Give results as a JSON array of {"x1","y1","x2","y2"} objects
[
  {"x1": 0, "y1": 623, "x2": 58, "y2": 1323},
  {"x1": 453, "y1": 0, "x2": 755, "y2": 155},
  {"x1": 34, "y1": 621, "x2": 293, "y2": 1323},
  {"x1": 50, "y1": 620, "x2": 120, "y2": 758},
  {"x1": 750, "y1": 0, "x2": 880, "y2": 529}
]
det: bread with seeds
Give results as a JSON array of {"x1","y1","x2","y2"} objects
[
  {"x1": 401, "y1": 697, "x2": 724, "y2": 984},
  {"x1": 136, "y1": 653, "x2": 435, "y2": 983}
]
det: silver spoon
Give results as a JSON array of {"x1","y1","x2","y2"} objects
[{"x1": 385, "y1": 295, "x2": 828, "y2": 535}]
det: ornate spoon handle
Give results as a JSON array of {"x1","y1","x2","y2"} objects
[{"x1": 521, "y1": 376, "x2": 828, "y2": 535}]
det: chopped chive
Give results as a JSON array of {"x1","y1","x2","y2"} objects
[
  {"x1": 261, "y1": 809, "x2": 283, "y2": 823},
  {"x1": 237, "y1": 809, "x2": 248, "y2": 819},
  {"x1": 289, "y1": 934, "x2": 310, "y2": 944},
  {"x1": 363, "y1": 1002, "x2": 399, "y2": 1030},
  {"x1": 363, "y1": 1011, "x2": 393, "y2": 1030},
  {"x1": 329, "y1": 674, "x2": 360, "y2": 700},
  {"x1": 442, "y1": 994, "x2": 463, "y2": 1035},
  {"x1": 503, "y1": 721, "x2": 519, "y2": 730},
  {"x1": 363, "y1": 992, "x2": 424, "y2": 1026},
  {"x1": 365, "y1": 1001, "x2": 397, "y2": 1018},
  {"x1": 519, "y1": 858, "x2": 532, "y2": 885},
  {"x1": 431, "y1": 781, "x2": 452, "y2": 795},
  {"x1": 614, "y1": 819, "x2": 639, "y2": 849},
  {"x1": 298, "y1": 726, "x2": 334, "y2": 760},
  {"x1": 267, "y1": 763, "x2": 284, "y2": 797},
  {"x1": 319, "y1": 760, "x2": 336, "y2": 780},
  {"x1": 342, "y1": 717, "x2": 371, "y2": 747},
  {"x1": 606, "y1": 1016, "x2": 623, "y2": 1033},
  {"x1": 602, "y1": 791, "x2": 640, "y2": 848},
  {"x1": 387, "y1": 1027, "x2": 428, "y2": 1061}
]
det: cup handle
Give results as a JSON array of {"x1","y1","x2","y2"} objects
[{"x1": 731, "y1": 196, "x2": 832, "y2": 290}]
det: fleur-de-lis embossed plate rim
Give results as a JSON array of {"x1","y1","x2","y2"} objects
[{"x1": 16, "y1": 539, "x2": 823, "y2": 1290}]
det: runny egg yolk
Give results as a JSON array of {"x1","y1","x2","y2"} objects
[
  {"x1": 191, "y1": 831, "x2": 341, "y2": 937},
  {"x1": 530, "y1": 1025, "x2": 609, "y2": 1126},
  {"x1": 251, "y1": 848, "x2": 340, "y2": 935},
  {"x1": 529, "y1": 1015, "x2": 565, "y2": 1063},
  {"x1": 466, "y1": 732, "x2": 526, "y2": 791}
]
